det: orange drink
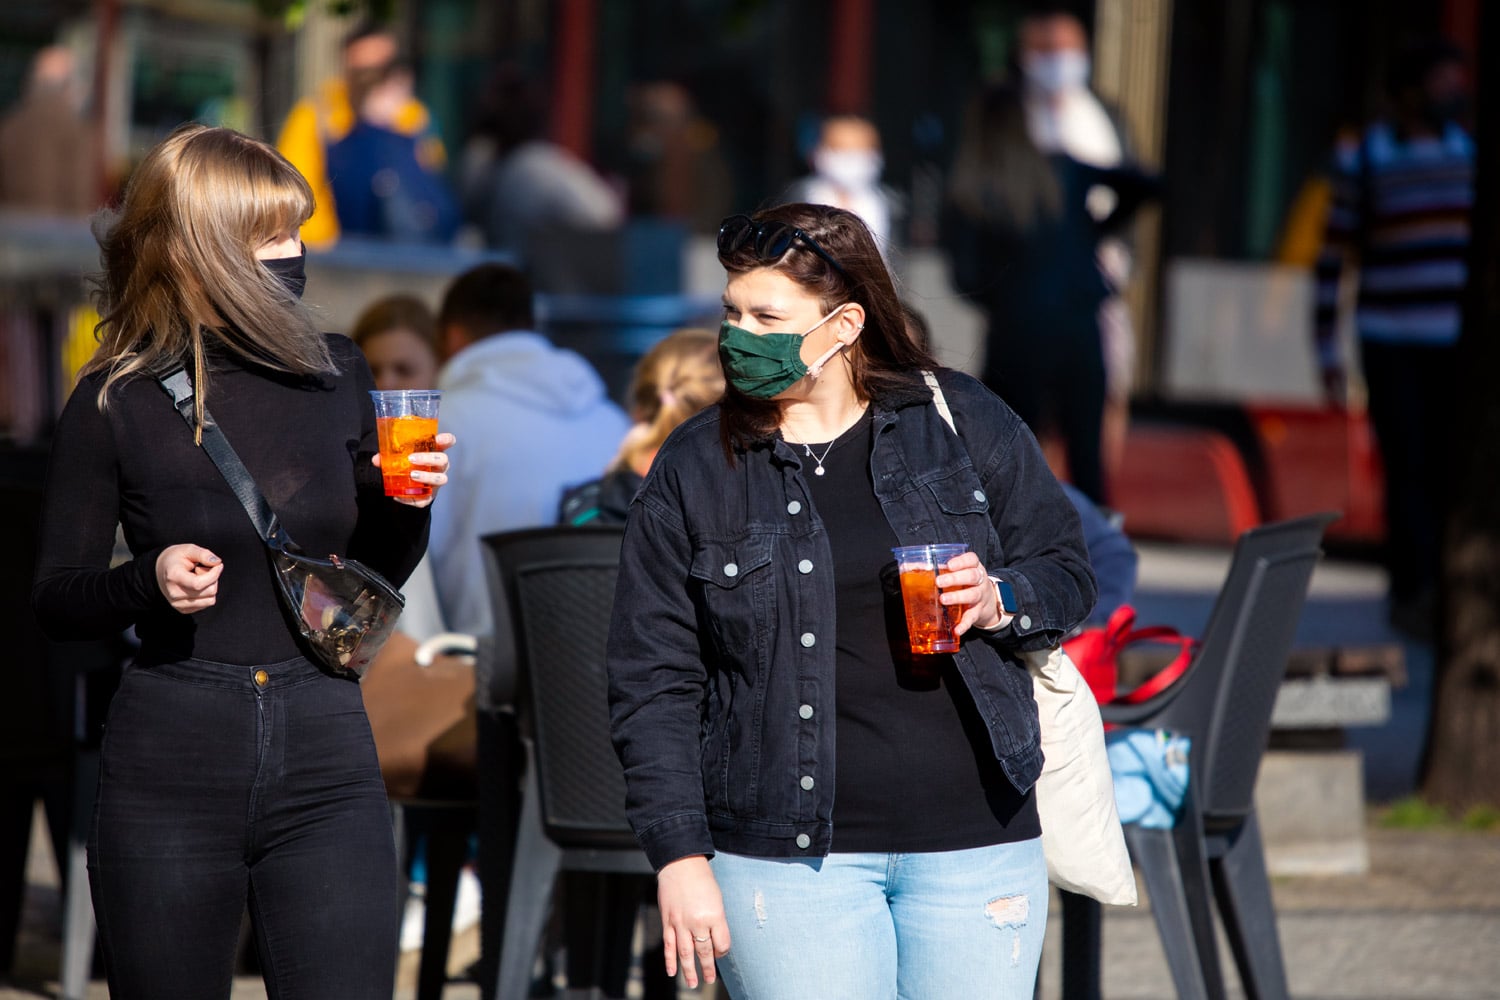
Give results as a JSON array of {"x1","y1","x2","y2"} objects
[
  {"x1": 892, "y1": 544, "x2": 969, "y2": 654},
  {"x1": 369, "y1": 390, "x2": 442, "y2": 498}
]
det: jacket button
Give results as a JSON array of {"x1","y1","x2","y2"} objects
[
  {"x1": 974, "y1": 489, "x2": 986, "y2": 502},
  {"x1": 796, "y1": 833, "x2": 811, "y2": 849},
  {"x1": 800, "y1": 775, "x2": 815, "y2": 790},
  {"x1": 797, "y1": 559, "x2": 813, "y2": 574},
  {"x1": 798, "y1": 704, "x2": 814, "y2": 719},
  {"x1": 253, "y1": 669, "x2": 269, "y2": 687},
  {"x1": 787, "y1": 500, "x2": 802, "y2": 515},
  {"x1": 800, "y1": 632, "x2": 816, "y2": 648},
  {"x1": 723, "y1": 562, "x2": 738, "y2": 577},
  {"x1": 1019, "y1": 614, "x2": 1032, "y2": 630}
]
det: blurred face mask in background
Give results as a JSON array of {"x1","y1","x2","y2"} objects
[
  {"x1": 814, "y1": 148, "x2": 884, "y2": 190},
  {"x1": 1022, "y1": 51, "x2": 1092, "y2": 94}
]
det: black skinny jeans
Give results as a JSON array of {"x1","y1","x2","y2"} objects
[{"x1": 88, "y1": 654, "x2": 399, "y2": 1000}]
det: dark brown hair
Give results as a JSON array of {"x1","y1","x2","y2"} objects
[
  {"x1": 350, "y1": 294, "x2": 437, "y2": 353},
  {"x1": 437, "y1": 263, "x2": 534, "y2": 343},
  {"x1": 716, "y1": 203, "x2": 939, "y2": 450}
]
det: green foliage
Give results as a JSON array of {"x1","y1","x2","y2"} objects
[
  {"x1": 1460, "y1": 805, "x2": 1500, "y2": 832},
  {"x1": 249, "y1": 0, "x2": 397, "y2": 26},
  {"x1": 1378, "y1": 796, "x2": 1452, "y2": 829},
  {"x1": 1378, "y1": 797, "x2": 1500, "y2": 832}
]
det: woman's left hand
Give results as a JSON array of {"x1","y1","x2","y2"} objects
[
  {"x1": 937, "y1": 551, "x2": 1013, "y2": 636},
  {"x1": 373, "y1": 432, "x2": 455, "y2": 509}
]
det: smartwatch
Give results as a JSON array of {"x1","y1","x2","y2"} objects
[{"x1": 989, "y1": 576, "x2": 1019, "y2": 616}]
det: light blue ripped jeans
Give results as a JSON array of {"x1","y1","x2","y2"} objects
[{"x1": 710, "y1": 838, "x2": 1047, "y2": 1000}]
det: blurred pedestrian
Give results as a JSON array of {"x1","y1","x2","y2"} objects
[
  {"x1": 944, "y1": 83, "x2": 1154, "y2": 504},
  {"x1": 30, "y1": 124, "x2": 450, "y2": 998},
  {"x1": 459, "y1": 66, "x2": 621, "y2": 260},
  {"x1": 0, "y1": 45, "x2": 96, "y2": 215},
  {"x1": 607, "y1": 204, "x2": 1096, "y2": 997},
  {"x1": 276, "y1": 22, "x2": 445, "y2": 248},
  {"x1": 429, "y1": 263, "x2": 629, "y2": 637},
  {"x1": 350, "y1": 294, "x2": 440, "y2": 392},
  {"x1": 1314, "y1": 37, "x2": 1473, "y2": 636},
  {"x1": 1017, "y1": 8, "x2": 1143, "y2": 483},
  {"x1": 782, "y1": 115, "x2": 904, "y2": 255}
]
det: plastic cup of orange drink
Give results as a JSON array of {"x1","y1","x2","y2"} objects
[
  {"x1": 369, "y1": 390, "x2": 442, "y2": 498},
  {"x1": 891, "y1": 543, "x2": 970, "y2": 654}
]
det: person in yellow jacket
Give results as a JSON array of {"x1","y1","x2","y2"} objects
[{"x1": 276, "y1": 25, "x2": 445, "y2": 248}]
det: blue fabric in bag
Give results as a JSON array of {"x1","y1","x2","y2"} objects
[{"x1": 1106, "y1": 728, "x2": 1190, "y2": 829}]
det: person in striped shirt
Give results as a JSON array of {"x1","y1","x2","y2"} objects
[{"x1": 1314, "y1": 37, "x2": 1471, "y2": 634}]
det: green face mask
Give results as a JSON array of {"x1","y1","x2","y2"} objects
[{"x1": 718, "y1": 306, "x2": 849, "y2": 399}]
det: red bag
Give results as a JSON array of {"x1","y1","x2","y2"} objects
[{"x1": 1063, "y1": 604, "x2": 1197, "y2": 707}]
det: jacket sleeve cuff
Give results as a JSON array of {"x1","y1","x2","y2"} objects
[
  {"x1": 983, "y1": 568, "x2": 1065, "y2": 651},
  {"x1": 637, "y1": 811, "x2": 716, "y2": 872}
]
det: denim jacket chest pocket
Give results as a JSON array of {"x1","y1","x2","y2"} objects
[
  {"x1": 688, "y1": 534, "x2": 777, "y2": 679},
  {"x1": 918, "y1": 469, "x2": 1002, "y2": 560}
]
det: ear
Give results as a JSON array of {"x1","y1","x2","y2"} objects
[{"x1": 834, "y1": 302, "x2": 867, "y2": 347}]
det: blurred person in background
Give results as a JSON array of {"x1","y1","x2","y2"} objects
[
  {"x1": 1314, "y1": 37, "x2": 1473, "y2": 637},
  {"x1": 559, "y1": 328, "x2": 724, "y2": 526},
  {"x1": 276, "y1": 22, "x2": 445, "y2": 248},
  {"x1": 1017, "y1": 8, "x2": 1142, "y2": 483},
  {"x1": 429, "y1": 263, "x2": 629, "y2": 638},
  {"x1": 459, "y1": 66, "x2": 622, "y2": 260},
  {"x1": 350, "y1": 293, "x2": 441, "y2": 391},
  {"x1": 944, "y1": 83, "x2": 1154, "y2": 505},
  {"x1": 324, "y1": 59, "x2": 459, "y2": 244},
  {"x1": 782, "y1": 115, "x2": 904, "y2": 256},
  {"x1": 0, "y1": 45, "x2": 96, "y2": 215},
  {"x1": 624, "y1": 81, "x2": 734, "y2": 233}
]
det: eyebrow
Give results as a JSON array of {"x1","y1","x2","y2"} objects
[{"x1": 722, "y1": 300, "x2": 788, "y2": 314}]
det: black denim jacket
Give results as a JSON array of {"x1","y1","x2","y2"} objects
[{"x1": 606, "y1": 369, "x2": 1096, "y2": 871}]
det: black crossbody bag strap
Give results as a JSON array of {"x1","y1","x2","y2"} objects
[{"x1": 157, "y1": 367, "x2": 295, "y2": 551}]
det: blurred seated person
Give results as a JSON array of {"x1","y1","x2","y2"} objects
[
  {"x1": 325, "y1": 61, "x2": 459, "y2": 244},
  {"x1": 460, "y1": 66, "x2": 621, "y2": 260},
  {"x1": 558, "y1": 329, "x2": 724, "y2": 526},
  {"x1": 276, "y1": 22, "x2": 446, "y2": 247},
  {"x1": 351, "y1": 294, "x2": 441, "y2": 391},
  {"x1": 0, "y1": 45, "x2": 96, "y2": 215}
]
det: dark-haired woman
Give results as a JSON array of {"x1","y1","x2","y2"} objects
[
  {"x1": 945, "y1": 82, "x2": 1155, "y2": 505},
  {"x1": 32, "y1": 124, "x2": 452, "y2": 998},
  {"x1": 606, "y1": 204, "x2": 1096, "y2": 998}
]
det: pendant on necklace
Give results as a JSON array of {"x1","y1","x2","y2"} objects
[
  {"x1": 804, "y1": 441, "x2": 835, "y2": 477},
  {"x1": 814, "y1": 465, "x2": 826, "y2": 476}
]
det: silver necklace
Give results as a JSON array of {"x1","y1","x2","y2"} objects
[{"x1": 803, "y1": 439, "x2": 836, "y2": 476}]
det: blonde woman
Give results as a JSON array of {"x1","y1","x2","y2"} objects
[
  {"x1": 31, "y1": 124, "x2": 452, "y2": 998},
  {"x1": 559, "y1": 328, "x2": 725, "y2": 526}
]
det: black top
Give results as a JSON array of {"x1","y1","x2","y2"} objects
[
  {"x1": 803, "y1": 409, "x2": 1039, "y2": 853},
  {"x1": 32, "y1": 334, "x2": 430, "y2": 666},
  {"x1": 946, "y1": 154, "x2": 1157, "y2": 340}
]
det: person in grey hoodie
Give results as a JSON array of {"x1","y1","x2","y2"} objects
[{"x1": 430, "y1": 263, "x2": 629, "y2": 636}]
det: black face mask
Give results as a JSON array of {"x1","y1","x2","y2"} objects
[{"x1": 261, "y1": 248, "x2": 306, "y2": 300}]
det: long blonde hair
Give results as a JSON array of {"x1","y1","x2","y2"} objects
[
  {"x1": 613, "y1": 328, "x2": 724, "y2": 474},
  {"x1": 84, "y1": 124, "x2": 333, "y2": 434}
]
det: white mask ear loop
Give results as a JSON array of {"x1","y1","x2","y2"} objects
[{"x1": 804, "y1": 308, "x2": 861, "y2": 379}]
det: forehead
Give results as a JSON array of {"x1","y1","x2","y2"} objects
[
  {"x1": 821, "y1": 118, "x2": 879, "y2": 150},
  {"x1": 723, "y1": 267, "x2": 821, "y2": 310},
  {"x1": 345, "y1": 34, "x2": 397, "y2": 70}
]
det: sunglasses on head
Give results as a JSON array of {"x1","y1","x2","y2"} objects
[{"x1": 717, "y1": 214, "x2": 848, "y2": 279}]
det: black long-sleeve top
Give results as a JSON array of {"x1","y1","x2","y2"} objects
[{"x1": 33, "y1": 334, "x2": 429, "y2": 666}]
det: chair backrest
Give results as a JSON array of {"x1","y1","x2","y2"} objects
[
  {"x1": 1145, "y1": 512, "x2": 1336, "y2": 822},
  {"x1": 480, "y1": 525, "x2": 638, "y2": 850}
]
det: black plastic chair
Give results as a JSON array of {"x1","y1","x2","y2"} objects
[
  {"x1": 480, "y1": 526, "x2": 655, "y2": 1000},
  {"x1": 1062, "y1": 512, "x2": 1337, "y2": 1000}
]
